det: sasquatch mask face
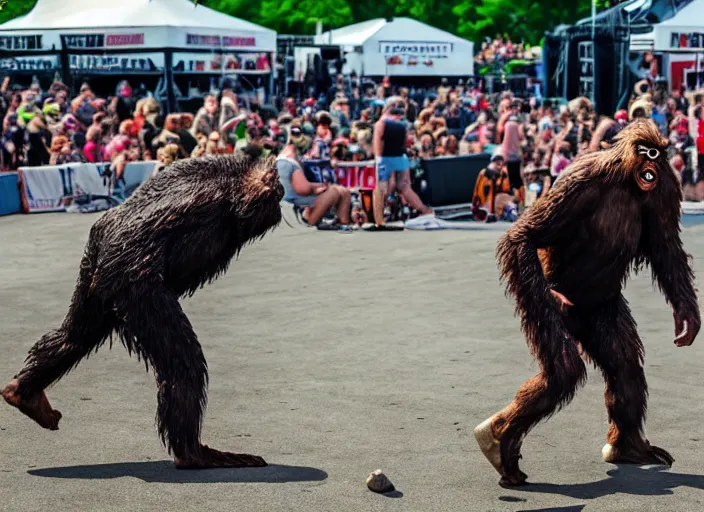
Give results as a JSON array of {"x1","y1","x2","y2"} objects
[
  {"x1": 610, "y1": 120, "x2": 669, "y2": 194},
  {"x1": 635, "y1": 144, "x2": 661, "y2": 192}
]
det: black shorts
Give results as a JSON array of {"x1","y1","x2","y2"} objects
[
  {"x1": 697, "y1": 154, "x2": 704, "y2": 184},
  {"x1": 506, "y1": 160, "x2": 523, "y2": 190}
]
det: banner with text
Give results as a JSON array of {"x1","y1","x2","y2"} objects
[
  {"x1": 19, "y1": 163, "x2": 109, "y2": 213},
  {"x1": 18, "y1": 162, "x2": 155, "y2": 213}
]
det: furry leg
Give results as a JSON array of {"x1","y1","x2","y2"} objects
[
  {"x1": 117, "y1": 287, "x2": 266, "y2": 469},
  {"x1": 581, "y1": 295, "x2": 674, "y2": 466},
  {"x1": 475, "y1": 311, "x2": 586, "y2": 487},
  {"x1": 3, "y1": 252, "x2": 113, "y2": 429}
]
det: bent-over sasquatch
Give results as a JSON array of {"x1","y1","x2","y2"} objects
[
  {"x1": 2, "y1": 153, "x2": 283, "y2": 469},
  {"x1": 474, "y1": 119, "x2": 701, "y2": 487}
]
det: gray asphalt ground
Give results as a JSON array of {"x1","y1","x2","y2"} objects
[{"x1": 1, "y1": 212, "x2": 704, "y2": 512}]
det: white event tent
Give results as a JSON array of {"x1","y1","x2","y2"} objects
[
  {"x1": 0, "y1": 0, "x2": 277, "y2": 110},
  {"x1": 314, "y1": 18, "x2": 474, "y2": 77},
  {"x1": 630, "y1": 0, "x2": 704, "y2": 53},
  {"x1": 629, "y1": 0, "x2": 704, "y2": 91}
]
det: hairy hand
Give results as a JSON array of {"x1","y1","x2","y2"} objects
[{"x1": 674, "y1": 310, "x2": 700, "y2": 347}]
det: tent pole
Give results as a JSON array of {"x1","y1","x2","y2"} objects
[
  {"x1": 58, "y1": 36, "x2": 73, "y2": 93},
  {"x1": 59, "y1": 49, "x2": 72, "y2": 93},
  {"x1": 164, "y1": 49, "x2": 175, "y2": 114},
  {"x1": 269, "y1": 52, "x2": 275, "y2": 103}
]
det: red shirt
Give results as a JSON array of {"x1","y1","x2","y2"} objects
[{"x1": 697, "y1": 119, "x2": 704, "y2": 154}]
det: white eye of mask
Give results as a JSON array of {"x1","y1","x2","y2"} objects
[{"x1": 637, "y1": 145, "x2": 659, "y2": 160}]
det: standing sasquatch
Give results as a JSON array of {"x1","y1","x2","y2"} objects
[
  {"x1": 2, "y1": 153, "x2": 283, "y2": 469},
  {"x1": 474, "y1": 119, "x2": 701, "y2": 487}
]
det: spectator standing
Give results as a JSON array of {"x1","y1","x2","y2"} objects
[
  {"x1": 372, "y1": 97, "x2": 432, "y2": 229},
  {"x1": 502, "y1": 109, "x2": 525, "y2": 192}
]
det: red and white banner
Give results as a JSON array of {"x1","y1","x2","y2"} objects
[{"x1": 333, "y1": 160, "x2": 377, "y2": 189}]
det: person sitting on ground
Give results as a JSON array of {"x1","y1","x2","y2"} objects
[
  {"x1": 472, "y1": 150, "x2": 515, "y2": 222},
  {"x1": 276, "y1": 126, "x2": 353, "y2": 232}
]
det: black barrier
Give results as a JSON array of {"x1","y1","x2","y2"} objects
[{"x1": 419, "y1": 154, "x2": 491, "y2": 207}]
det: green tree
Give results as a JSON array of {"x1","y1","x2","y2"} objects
[
  {"x1": 455, "y1": 0, "x2": 592, "y2": 44},
  {"x1": 394, "y1": 0, "x2": 457, "y2": 36},
  {"x1": 256, "y1": 0, "x2": 353, "y2": 34},
  {"x1": 201, "y1": 0, "x2": 264, "y2": 28},
  {"x1": 0, "y1": 0, "x2": 37, "y2": 25},
  {"x1": 347, "y1": 0, "x2": 395, "y2": 26}
]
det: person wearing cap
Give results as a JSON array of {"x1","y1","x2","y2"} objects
[
  {"x1": 372, "y1": 97, "x2": 433, "y2": 229},
  {"x1": 669, "y1": 116, "x2": 694, "y2": 160},
  {"x1": 472, "y1": 150, "x2": 512, "y2": 222},
  {"x1": 276, "y1": 126, "x2": 353, "y2": 232}
]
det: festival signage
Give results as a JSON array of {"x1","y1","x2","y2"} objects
[
  {"x1": 0, "y1": 34, "x2": 43, "y2": 51},
  {"x1": 106, "y1": 34, "x2": 145, "y2": 46},
  {"x1": 172, "y1": 52, "x2": 270, "y2": 74},
  {"x1": 379, "y1": 41, "x2": 453, "y2": 56},
  {"x1": 0, "y1": 55, "x2": 58, "y2": 72},
  {"x1": 378, "y1": 41, "x2": 453, "y2": 70},
  {"x1": 670, "y1": 32, "x2": 704, "y2": 50},
  {"x1": 186, "y1": 34, "x2": 257, "y2": 48},
  {"x1": 69, "y1": 53, "x2": 164, "y2": 73},
  {"x1": 62, "y1": 33, "x2": 145, "y2": 49}
]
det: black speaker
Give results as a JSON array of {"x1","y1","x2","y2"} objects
[
  {"x1": 593, "y1": 35, "x2": 619, "y2": 116},
  {"x1": 420, "y1": 154, "x2": 491, "y2": 207},
  {"x1": 542, "y1": 34, "x2": 562, "y2": 98}
]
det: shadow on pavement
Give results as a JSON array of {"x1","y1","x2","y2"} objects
[
  {"x1": 28, "y1": 461, "x2": 328, "y2": 484},
  {"x1": 517, "y1": 465, "x2": 704, "y2": 499},
  {"x1": 518, "y1": 507, "x2": 585, "y2": 512}
]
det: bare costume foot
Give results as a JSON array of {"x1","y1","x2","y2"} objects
[
  {"x1": 474, "y1": 417, "x2": 528, "y2": 487},
  {"x1": 174, "y1": 445, "x2": 268, "y2": 469},
  {"x1": 2, "y1": 379, "x2": 62, "y2": 430}
]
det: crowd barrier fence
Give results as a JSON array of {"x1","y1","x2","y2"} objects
[
  {"x1": 301, "y1": 159, "x2": 377, "y2": 190},
  {"x1": 2, "y1": 154, "x2": 489, "y2": 216},
  {"x1": 300, "y1": 154, "x2": 491, "y2": 208},
  {"x1": 16, "y1": 161, "x2": 157, "y2": 214}
]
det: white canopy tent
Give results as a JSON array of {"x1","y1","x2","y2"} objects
[
  {"x1": 0, "y1": 0, "x2": 276, "y2": 52},
  {"x1": 629, "y1": 0, "x2": 704, "y2": 91},
  {"x1": 0, "y1": 0, "x2": 277, "y2": 110},
  {"x1": 315, "y1": 18, "x2": 474, "y2": 77},
  {"x1": 629, "y1": 0, "x2": 704, "y2": 52}
]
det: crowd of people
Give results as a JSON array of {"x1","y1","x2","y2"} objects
[
  {"x1": 1, "y1": 71, "x2": 704, "y2": 228},
  {"x1": 474, "y1": 35, "x2": 537, "y2": 66}
]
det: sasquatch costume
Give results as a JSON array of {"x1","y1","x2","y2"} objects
[
  {"x1": 2, "y1": 153, "x2": 283, "y2": 469},
  {"x1": 474, "y1": 119, "x2": 701, "y2": 487}
]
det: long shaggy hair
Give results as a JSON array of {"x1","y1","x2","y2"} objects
[{"x1": 14, "y1": 153, "x2": 283, "y2": 459}]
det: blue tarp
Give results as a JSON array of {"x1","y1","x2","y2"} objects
[{"x1": 0, "y1": 172, "x2": 20, "y2": 216}]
